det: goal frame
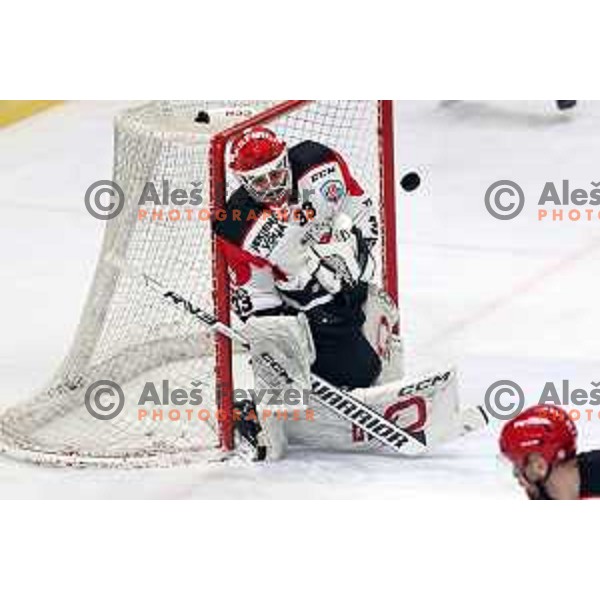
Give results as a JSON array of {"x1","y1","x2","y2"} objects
[{"x1": 209, "y1": 100, "x2": 398, "y2": 450}]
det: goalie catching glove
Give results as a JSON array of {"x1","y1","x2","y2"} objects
[{"x1": 305, "y1": 213, "x2": 369, "y2": 295}]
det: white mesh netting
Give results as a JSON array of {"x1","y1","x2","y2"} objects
[{"x1": 0, "y1": 100, "x2": 391, "y2": 468}]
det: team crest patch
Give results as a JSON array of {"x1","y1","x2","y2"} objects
[{"x1": 321, "y1": 180, "x2": 345, "y2": 203}]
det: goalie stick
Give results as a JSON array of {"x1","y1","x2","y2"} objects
[{"x1": 113, "y1": 264, "x2": 429, "y2": 456}]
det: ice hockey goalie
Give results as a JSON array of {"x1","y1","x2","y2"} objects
[
  {"x1": 216, "y1": 126, "x2": 385, "y2": 388},
  {"x1": 215, "y1": 126, "x2": 484, "y2": 459}
]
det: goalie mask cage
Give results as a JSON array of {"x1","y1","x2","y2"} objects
[{"x1": 0, "y1": 100, "x2": 398, "y2": 468}]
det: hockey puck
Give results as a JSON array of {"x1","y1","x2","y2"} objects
[
  {"x1": 400, "y1": 171, "x2": 421, "y2": 192},
  {"x1": 195, "y1": 111, "x2": 211, "y2": 124},
  {"x1": 556, "y1": 100, "x2": 577, "y2": 111}
]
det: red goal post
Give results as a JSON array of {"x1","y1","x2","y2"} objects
[{"x1": 209, "y1": 100, "x2": 398, "y2": 450}]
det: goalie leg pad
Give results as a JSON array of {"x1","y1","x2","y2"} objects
[
  {"x1": 243, "y1": 313, "x2": 315, "y2": 391},
  {"x1": 286, "y1": 368, "x2": 488, "y2": 453},
  {"x1": 354, "y1": 369, "x2": 488, "y2": 448},
  {"x1": 242, "y1": 314, "x2": 316, "y2": 460}
]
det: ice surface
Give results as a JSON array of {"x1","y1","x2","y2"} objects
[{"x1": 1, "y1": 100, "x2": 598, "y2": 498}]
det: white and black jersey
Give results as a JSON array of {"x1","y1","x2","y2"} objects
[{"x1": 216, "y1": 140, "x2": 379, "y2": 321}]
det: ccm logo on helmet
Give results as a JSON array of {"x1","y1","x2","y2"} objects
[{"x1": 311, "y1": 165, "x2": 336, "y2": 184}]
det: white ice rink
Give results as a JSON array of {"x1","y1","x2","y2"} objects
[{"x1": 1, "y1": 100, "x2": 599, "y2": 499}]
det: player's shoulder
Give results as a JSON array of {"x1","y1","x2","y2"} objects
[
  {"x1": 289, "y1": 140, "x2": 337, "y2": 179},
  {"x1": 215, "y1": 186, "x2": 262, "y2": 245},
  {"x1": 290, "y1": 139, "x2": 363, "y2": 198},
  {"x1": 577, "y1": 450, "x2": 600, "y2": 498}
]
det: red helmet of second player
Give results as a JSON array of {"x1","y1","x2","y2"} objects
[
  {"x1": 499, "y1": 405, "x2": 577, "y2": 469},
  {"x1": 229, "y1": 127, "x2": 292, "y2": 206}
]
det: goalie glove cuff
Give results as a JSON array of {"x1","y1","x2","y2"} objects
[{"x1": 307, "y1": 239, "x2": 361, "y2": 295}]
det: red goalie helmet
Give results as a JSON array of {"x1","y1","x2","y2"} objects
[
  {"x1": 229, "y1": 127, "x2": 286, "y2": 172},
  {"x1": 499, "y1": 405, "x2": 577, "y2": 469},
  {"x1": 229, "y1": 127, "x2": 291, "y2": 206}
]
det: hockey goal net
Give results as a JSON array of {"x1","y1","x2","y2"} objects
[{"x1": 0, "y1": 100, "x2": 398, "y2": 467}]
